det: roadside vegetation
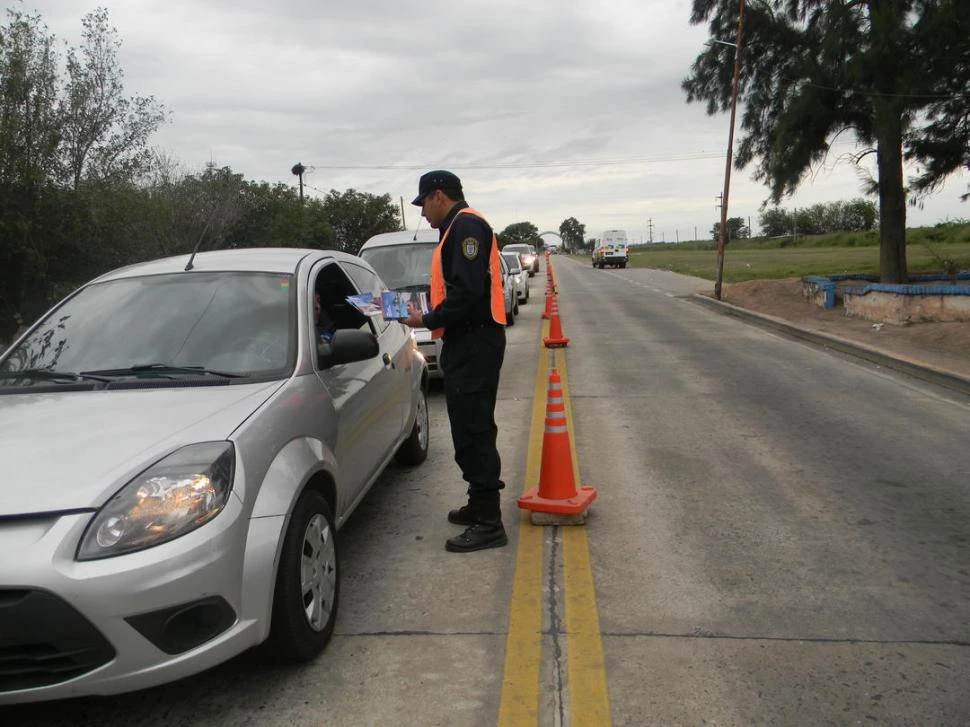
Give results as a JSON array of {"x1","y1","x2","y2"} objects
[{"x1": 569, "y1": 222, "x2": 970, "y2": 283}]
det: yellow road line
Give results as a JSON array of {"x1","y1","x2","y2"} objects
[
  {"x1": 498, "y1": 309, "x2": 611, "y2": 726},
  {"x1": 556, "y1": 347, "x2": 612, "y2": 726},
  {"x1": 496, "y1": 324, "x2": 549, "y2": 725}
]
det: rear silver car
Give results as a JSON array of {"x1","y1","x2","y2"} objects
[
  {"x1": 502, "y1": 251, "x2": 530, "y2": 304},
  {"x1": 0, "y1": 248, "x2": 429, "y2": 704}
]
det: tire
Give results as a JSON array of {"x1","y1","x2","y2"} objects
[
  {"x1": 506, "y1": 303, "x2": 516, "y2": 326},
  {"x1": 619, "y1": 262, "x2": 626, "y2": 269},
  {"x1": 264, "y1": 490, "x2": 339, "y2": 663},
  {"x1": 513, "y1": 299, "x2": 519, "y2": 317},
  {"x1": 395, "y1": 385, "x2": 429, "y2": 465}
]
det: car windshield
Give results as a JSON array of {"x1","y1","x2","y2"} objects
[
  {"x1": 501, "y1": 253, "x2": 522, "y2": 273},
  {"x1": 0, "y1": 271, "x2": 295, "y2": 381},
  {"x1": 360, "y1": 243, "x2": 436, "y2": 290}
]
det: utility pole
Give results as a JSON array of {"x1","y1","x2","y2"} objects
[
  {"x1": 714, "y1": 0, "x2": 745, "y2": 300},
  {"x1": 291, "y1": 162, "x2": 306, "y2": 203},
  {"x1": 399, "y1": 196, "x2": 407, "y2": 230},
  {"x1": 648, "y1": 218, "x2": 654, "y2": 244}
]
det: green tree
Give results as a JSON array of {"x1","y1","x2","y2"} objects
[
  {"x1": 231, "y1": 180, "x2": 333, "y2": 249},
  {"x1": 759, "y1": 199, "x2": 878, "y2": 237},
  {"x1": 711, "y1": 216, "x2": 748, "y2": 241},
  {"x1": 759, "y1": 207, "x2": 791, "y2": 237},
  {"x1": 0, "y1": 10, "x2": 60, "y2": 188},
  {"x1": 683, "y1": 0, "x2": 970, "y2": 283},
  {"x1": 498, "y1": 221, "x2": 540, "y2": 248},
  {"x1": 321, "y1": 188, "x2": 399, "y2": 254},
  {"x1": 60, "y1": 8, "x2": 166, "y2": 189},
  {"x1": 0, "y1": 10, "x2": 62, "y2": 341},
  {"x1": 558, "y1": 217, "x2": 586, "y2": 251}
]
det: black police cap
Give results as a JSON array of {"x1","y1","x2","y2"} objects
[{"x1": 411, "y1": 170, "x2": 462, "y2": 206}]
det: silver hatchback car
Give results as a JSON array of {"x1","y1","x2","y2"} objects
[{"x1": 0, "y1": 248, "x2": 429, "y2": 704}]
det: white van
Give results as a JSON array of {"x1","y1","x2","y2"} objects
[
  {"x1": 359, "y1": 230, "x2": 443, "y2": 377},
  {"x1": 592, "y1": 229, "x2": 629, "y2": 269}
]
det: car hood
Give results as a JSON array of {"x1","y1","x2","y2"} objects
[{"x1": 0, "y1": 382, "x2": 282, "y2": 516}]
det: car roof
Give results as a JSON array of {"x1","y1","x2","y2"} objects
[
  {"x1": 90, "y1": 247, "x2": 351, "y2": 283},
  {"x1": 359, "y1": 229, "x2": 439, "y2": 250}
]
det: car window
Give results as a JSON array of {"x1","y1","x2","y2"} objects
[
  {"x1": 342, "y1": 261, "x2": 388, "y2": 333},
  {"x1": 501, "y1": 253, "x2": 522, "y2": 273},
  {"x1": 312, "y1": 262, "x2": 373, "y2": 341},
  {"x1": 0, "y1": 272, "x2": 295, "y2": 379}
]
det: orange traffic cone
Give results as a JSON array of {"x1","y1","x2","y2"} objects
[
  {"x1": 543, "y1": 295, "x2": 569, "y2": 348},
  {"x1": 542, "y1": 285, "x2": 553, "y2": 319},
  {"x1": 518, "y1": 367, "x2": 596, "y2": 523}
]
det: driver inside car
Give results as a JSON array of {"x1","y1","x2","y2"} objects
[{"x1": 314, "y1": 291, "x2": 336, "y2": 344}]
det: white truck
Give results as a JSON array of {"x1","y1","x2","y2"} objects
[{"x1": 592, "y1": 229, "x2": 629, "y2": 269}]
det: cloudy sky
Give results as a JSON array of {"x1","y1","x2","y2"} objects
[{"x1": 16, "y1": 0, "x2": 970, "y2": 244}]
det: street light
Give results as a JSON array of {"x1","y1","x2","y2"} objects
[{"x1": 714, "y1": 0, "x2": 746, "y2": 301}]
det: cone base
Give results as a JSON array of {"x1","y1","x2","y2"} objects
[
  {"x1": 530, "y1": 510, "x2": 588, "y2": 526},
  {"x1": 517, "y1": 485, "x2": 596, "y2": 514},
  {"x1": 543, "y1": 337, "x2": 569, "y2": 348}
]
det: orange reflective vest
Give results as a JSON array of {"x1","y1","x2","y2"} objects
[{"x1": 428, "y1": 207, "x2": 507, "y2": 338}]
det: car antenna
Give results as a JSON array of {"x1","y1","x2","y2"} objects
[
  {"x1": 412, "y1": 216, "x2": 422, "y2": 241},
  {"x1": 184, "y1": 209, "x2": 218, "y2": 271}
]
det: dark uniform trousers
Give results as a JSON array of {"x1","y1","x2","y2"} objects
[{"x1": 440, "y1": 321, "x2": 506, "y2": 495}]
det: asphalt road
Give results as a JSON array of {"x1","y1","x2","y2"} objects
[{"x1": 7, "y1": 257, "x2": 970, "y2": 726}]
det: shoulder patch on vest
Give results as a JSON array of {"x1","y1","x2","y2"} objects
[{"x1": 461, "y1": 237, "x2": 480, "y2": 260}]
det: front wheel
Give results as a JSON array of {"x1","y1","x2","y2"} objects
[
  {"x1": 264, "y1": 490, "x2": 339, "y2": 663},
  {"x1": 395, "y1": 385, "x2": 429, "y2": 465}
]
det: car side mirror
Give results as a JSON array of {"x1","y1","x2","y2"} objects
[{"x1": 317, "y1": 329, "x2": 379, "y2": 369}]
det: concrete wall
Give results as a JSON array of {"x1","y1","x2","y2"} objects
[{"x1": 844, "y1": 288, "x2": 970, "y2": 324}]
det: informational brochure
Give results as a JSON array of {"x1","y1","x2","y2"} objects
[
  {"x1": 344, "y1": 293, "x2": 382, "y2": 316},
  {"x1": 379, "y1": 290, "x2": 430, "y2": 321}
]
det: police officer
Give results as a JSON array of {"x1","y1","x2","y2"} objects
[{"x1": 402, "y1": 170, "x2": 508, "y2": 553}]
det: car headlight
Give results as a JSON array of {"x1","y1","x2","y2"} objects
[{"x1": 77, "y1": 442, "x2": 235, "y2": 560}]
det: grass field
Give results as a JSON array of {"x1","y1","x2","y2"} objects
[{"x1": 568, "y1": 224, "x2": 970, "y2": 282}]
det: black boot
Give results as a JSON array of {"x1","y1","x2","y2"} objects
[
  {"x1": 446, "y1": 491, "x2": 507, "y2": 553},
  {"x1": 447, "y1": 499, "x2": 476, "y2": 526}
]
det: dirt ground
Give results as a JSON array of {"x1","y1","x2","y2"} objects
[{"x1": 716, "y1": 278, "x2": 970, "y2": 380}]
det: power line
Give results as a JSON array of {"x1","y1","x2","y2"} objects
[{"x1": 304, "y1": 152, "x2": 726, "y2": 171}]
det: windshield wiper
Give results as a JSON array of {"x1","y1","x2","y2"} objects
[
  {"x1": 0, "y1": 368, "x2": 111, "y2": 383},
  {"x1": 80, "y1": 364, "x2": 243, "y2": 379}
]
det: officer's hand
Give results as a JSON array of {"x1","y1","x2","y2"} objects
[{"x1": 402, "y1": 302, "x2": 424, "y2": 328}]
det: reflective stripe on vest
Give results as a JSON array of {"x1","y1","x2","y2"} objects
[{"x1": 428, "y1": 207, "x2": 507, "y2": 338}]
